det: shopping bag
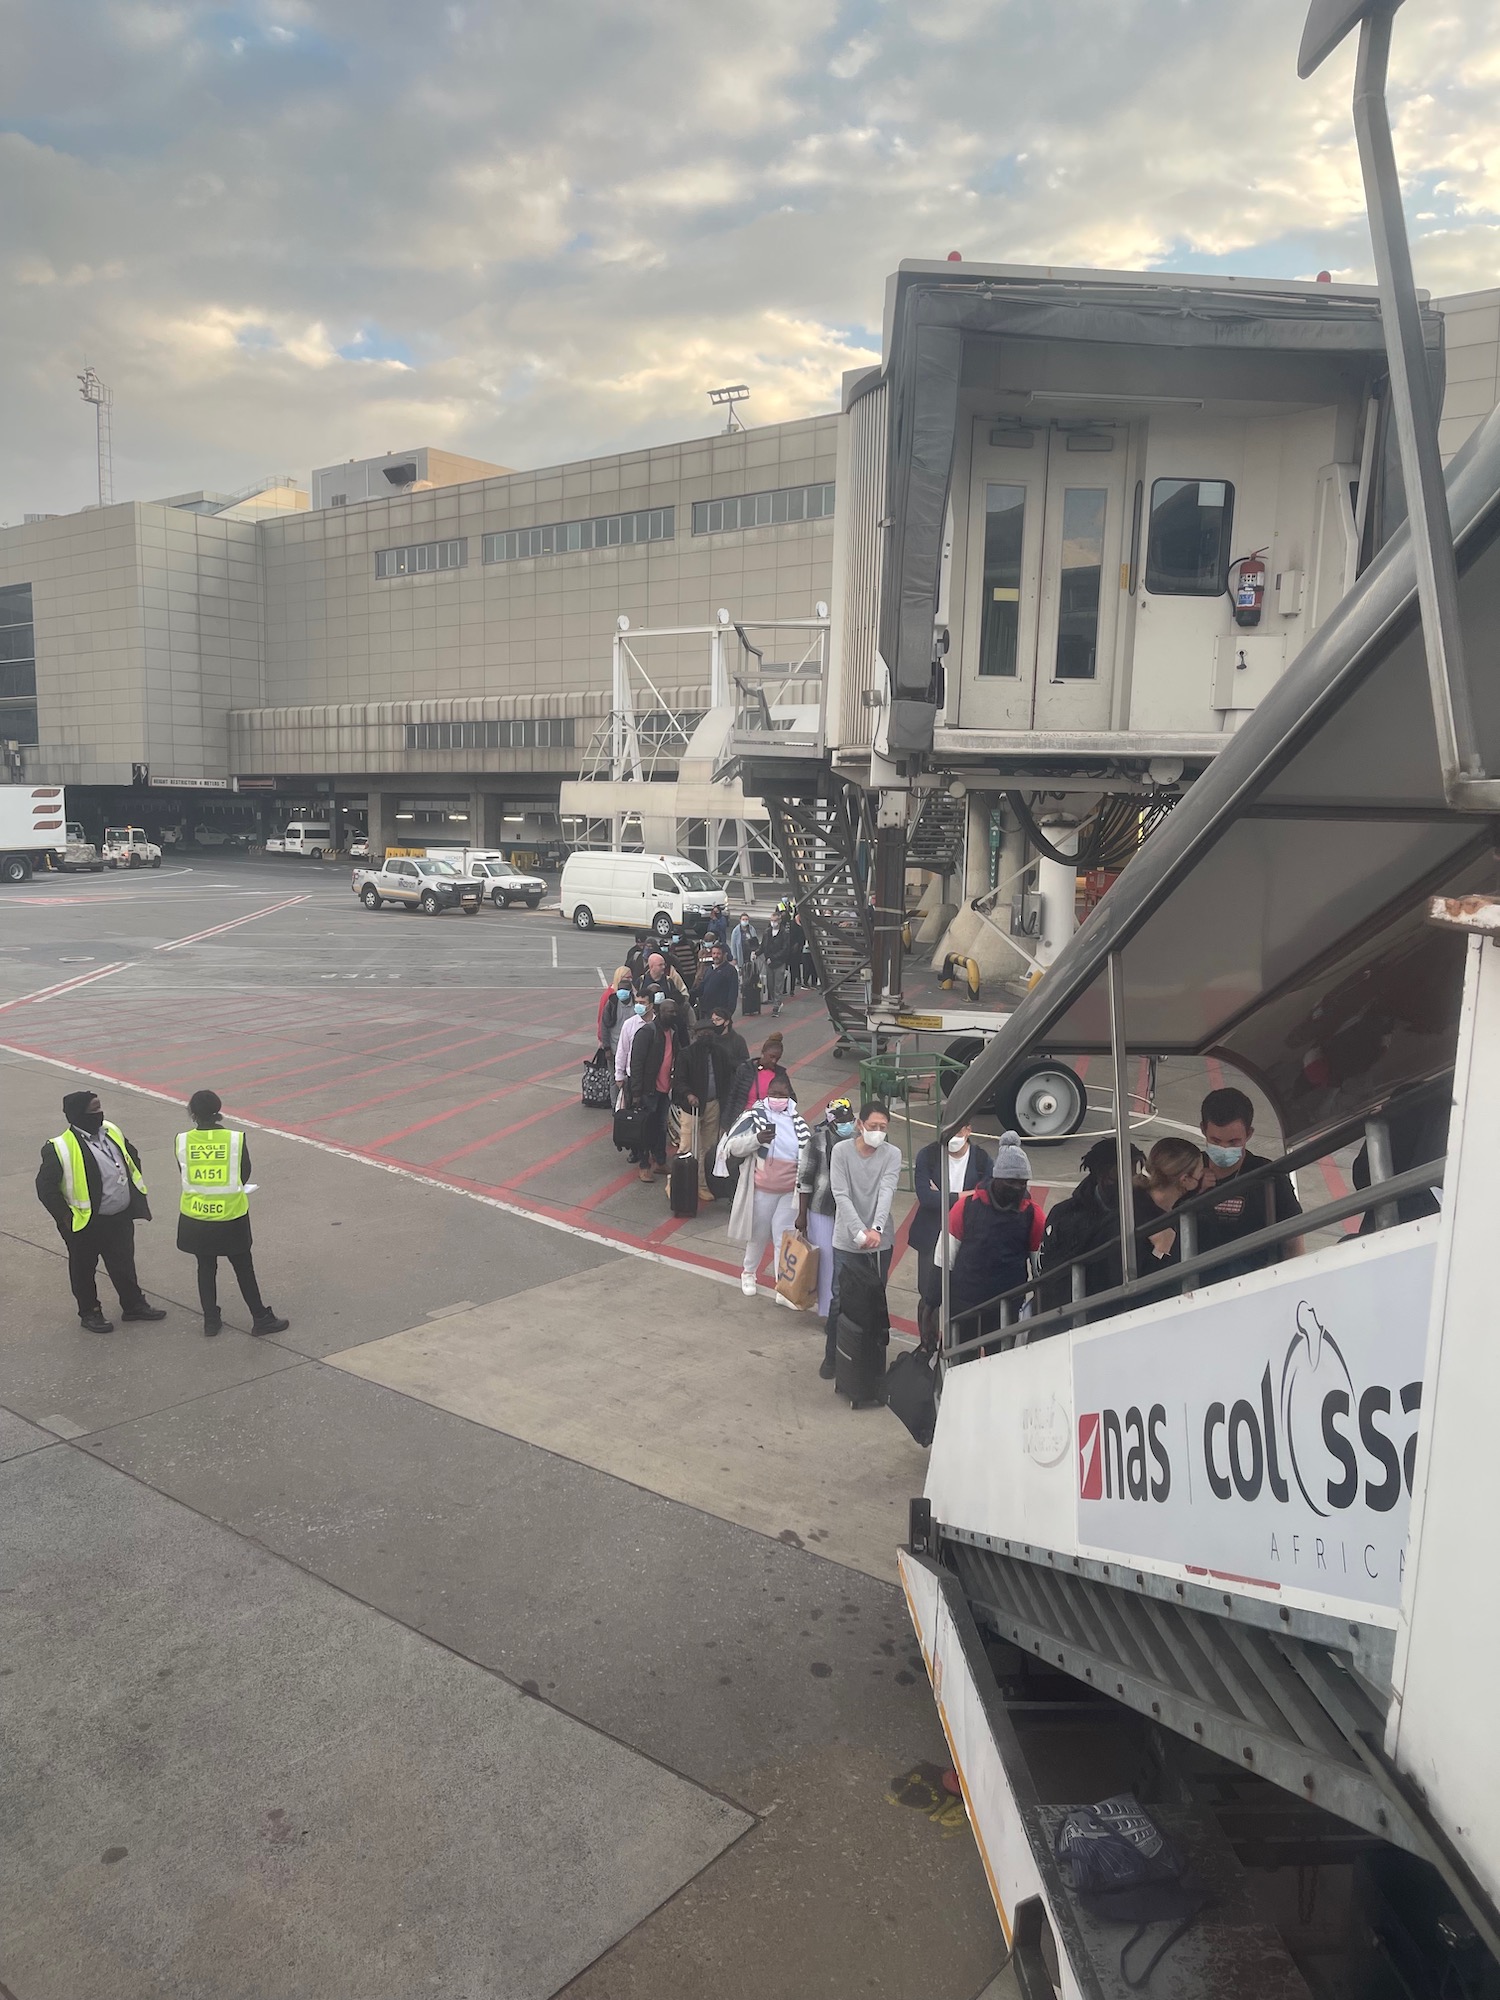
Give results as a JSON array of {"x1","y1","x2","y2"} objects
[
  {"x1": 775, "y1": 1229, "x2": 820, "y2": 1309},
  {"x1": 581, "y1": 1049, "x2": 613, "y2": 1109}
]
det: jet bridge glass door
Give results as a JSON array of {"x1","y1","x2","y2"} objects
[{"x1": 959, "y1": 423, "x2": 1125, "y2": 731}]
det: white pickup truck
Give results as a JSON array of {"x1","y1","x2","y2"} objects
[
  {"x1": 350, "y1": 855, "x2": 483, "y2": 915},
  {"x1": 102, "y1": 826, "x2": 162, "y2": 869},
  {"x1": 265, "y1": 821, "x2": 334, "y2": 859}
]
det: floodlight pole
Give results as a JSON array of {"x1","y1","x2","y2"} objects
[{"x1": 1348, "y1": 10, "x2": 1497, "y2": 809}]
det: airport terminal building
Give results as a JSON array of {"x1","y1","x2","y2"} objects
[
  {"x1": 0, "y1": 418, "x2": 839, "y2": 856},
  {"x1": 3, "y1": 271, "x2": 1498, "y2": 864}
]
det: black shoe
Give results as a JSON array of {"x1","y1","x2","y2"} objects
[
  {"x1": 121, "y1": 1304, "x2": 167, "y2": 1322},
  {"x1": 80, "y1": 1311, "x2": 113, "y2": 1334},
  {"x1": 203, "y1": 1315, "x2": 223, "y2": 1338},
  {"x1": 251, "y1": 1312, "x2": 290, "y2": 1336},
  {"x1": 818, "y1": 1359, "x2": 836, "y2": 1381}
]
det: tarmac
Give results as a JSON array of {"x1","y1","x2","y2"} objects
[{"x1": 1, "y1": 857, "x2": 1019, "y2": 2000}]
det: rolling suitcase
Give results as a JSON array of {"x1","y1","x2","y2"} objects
[
  {"x1": 669, "y1": 1111, "x2": 700, "y2": 1219},
  {"x1": 834, "y1": 1313, "x2": 887, "y2": 1407}
]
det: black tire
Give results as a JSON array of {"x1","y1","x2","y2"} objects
[
  {"x1": 525, "y1": 895, "x2": 542, "y2": 910},
  {"x1": 1000, "y1": 1059, "x2": 1088, "y2": 1142},
  {"x1": 361, "y1": 885, "x2": 381, "y2": 909},
  {"x1": 461, "y1": 900, "x2": 478, "y2": 916},
  {"x1": 420, "y1": 891, "x2": 440, "y2": 916},
  {"x1": 403, "y1": 899, "x2": 420, "y2": 912},
  {"x1": 491, "y1": 888, "x2": 507, "y2": 909},
  {"x1": 1, "y1": 854, "x2": 32, "y2": 884},
  {"x1": 573, "y1": 905, "x2": 594, "y2": 931},
  {"x1": 309, "y1": 848, "x2": 323, "y2": 862},
  {"x1": 651, "y1": 910, "x2": 673, "y2": 938},
  {"x1": 150, "y1": 856, "x2": 161, "y2": 868}
]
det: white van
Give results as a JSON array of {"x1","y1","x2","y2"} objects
[
  {"x1": 559, "y1": 851, "x2": 723, "y2": 937},
  {"x1": 265, "y1": 822, "x2": 334, "y2": 859}
]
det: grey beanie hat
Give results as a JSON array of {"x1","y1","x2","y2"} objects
[{"x1": 993, "y1": 1129, "x2": 1032, "y2": 1181}]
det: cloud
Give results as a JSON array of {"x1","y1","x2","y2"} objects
[{"x1": 1, "y1": 0, "x2": 1497, "y2": 517}]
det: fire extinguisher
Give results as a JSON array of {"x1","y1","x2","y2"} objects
[{"x1": 1229, "y1": 549, "x2": 1268, "y2": 628}]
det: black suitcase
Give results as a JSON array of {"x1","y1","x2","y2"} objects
[
  {"x1": 834, "y1": 1313, "x2": 887, "y2": 1407},
  {"x1": 742, "y1": 958, "x2": 762, "y2": 1016},
  {"x1": 669, "y1": 1151, "x2": 699, "y2": 1218},
  {"x1": 884, "y1": 1346, "x2": 939, "y2": 1446}
]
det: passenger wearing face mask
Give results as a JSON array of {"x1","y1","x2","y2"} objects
[
  {"x1": 944, "y1": 1133, "x2": 1047, "y2": 1348},
  {"x1": 796, "y1": 1098, "x2": 857, "y2": 1319},
  {"x1": 614, "y1": 989, "x2": 653, "y2": 1098},
  {"x1": 1196, "y1": 1084, "x2": 1303, "y2": 1281},
  {"x1": 911, "y1": 1119, "x2": 994, "y2": 1347},
  {"x1": 627, "y1": 997, "x2": 683, "y2": 1182},
  {"x1": 36, "y1": 1088, "x2": 166, "y2": 1334},
  {"x1": 821, "y1": 1101, "x2": 902, "y2": 1382},
  {"x1": 598, "y1": 967, "x2": 636, "y2": 1060},
  {"x1": 722, "y1": 1071, "x2": 817, "y2": 1296}
]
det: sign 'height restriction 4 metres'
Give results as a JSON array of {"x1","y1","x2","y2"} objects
[{"x1": 1071, "y1": 1230, "x2": 1436, "y2": 1611}]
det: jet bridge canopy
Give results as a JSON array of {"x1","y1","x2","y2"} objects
[{"x1": 942, "y1": 405, "x2": 1500, "y2": 1146}]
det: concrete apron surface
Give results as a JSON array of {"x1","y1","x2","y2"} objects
[{"x1": 0, "y1": 1049, "x2": 1007, "y2": 2000}]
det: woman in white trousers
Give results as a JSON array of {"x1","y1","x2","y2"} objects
[{"x1": 720, "y1": 1075, "x2": 816, "y2": 1297}]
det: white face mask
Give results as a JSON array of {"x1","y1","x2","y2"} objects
[
  {"x1": 947, "y1": 1136, "x2": 969, "y2": 1156},
  {"x1": 861, "y1": 1127, "x2": 887, "y2": 1147}
]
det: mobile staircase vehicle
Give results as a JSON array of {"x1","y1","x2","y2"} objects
[{"x1": 900, "y1": 5, "x2": 1500, "y2": 1993}]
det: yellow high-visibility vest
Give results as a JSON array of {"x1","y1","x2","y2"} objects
[
  {"x1": 50, "y1": 1123, "x2": 148, "y2": 1233},
  {"x1": 175, "y1": 1127, "x2": 250, "y2": 1224}
]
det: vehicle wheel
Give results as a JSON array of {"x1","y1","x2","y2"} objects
[
  {"x1": 309, "y1": 848, "x2": 323, "y2": 862},
  {"x1": 106, "y1": 858, "x2": 118, "y2": 869},
  {"x1": 651, "y1": 910, "x2": 673, "y2": 938},
  {"x1": 461, "y1": 900, "x2": 478, "y2": 916},
  {"x1": 151, "y1": 856, "x2": 161, "y2": 868},
  {"x1": 572, "y1": 905, "x2": 594, "y2": 931},
  {"x1": 491, "y1": 888, "x2": 507, "y2": 908},
  {"x1": 420, "y1": 891, "x2": 440, "y2": 915},
  {"x1": 526, "y1": 896, "x2": 542, "y2": 910},
  {"x1": 1, "y1": 855, "x2": 32, "y2": 884},
  {"x1": 361, "y1": 885, "x2": 381, "y2": 909},
  {"x1": 403, "y1": 900, "x2": 420, "y2": 912},
  {"x1": 90, "y1": 861, "x2": 104, "y2": 872},
  {"x1": 1000, "y1": 1059, "x2": 1088, "y2": 1142}
]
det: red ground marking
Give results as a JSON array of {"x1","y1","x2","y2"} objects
[
  {"x1": 284, "y1": 1032, "x2": 575, "y2": 1121},
  {"x1": 565, "y1": 1166, "x2": 643, "y2": 1216},
  {"x1": 197, "y1": 1016, "x2": 470, "y2": 1087},
  {"x1": 886, "y1": 1199, "x2": 918, "y2": 1277},
  {"x1": 416, "y1": 1089, "x2": 585, "y2": 1170},
  {"x1": 238, "y1": 1024, "x2": 539, "y2": 1110},
  {"x1": 492, "y1": 1119, "x2": 615, "y2": 1190},
  {"x1": 1074, "y1": 1055, "x2": 1091, "y2": 1081},
  {"x1": 363, "y1": 1056, "x2": 581, "y2": 1151}
]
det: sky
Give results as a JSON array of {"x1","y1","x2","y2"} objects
[{"x1": 2, "y1": 0, "x2": 1498, "y2": 520}]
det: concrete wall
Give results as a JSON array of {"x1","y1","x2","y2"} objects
[
  {"x1": 0, "y1": 504, "x2": 261, "y2": 787},
  {"x1": 265, "y1": 416, "x2": 838, "y2": 715}
]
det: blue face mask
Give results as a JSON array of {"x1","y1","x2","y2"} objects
[
  {"x1": 617, "y1": 988, "x2": 631, "y2": 999},
  {"x1": 1204, "y1": 1142, "x2": 1244, "y2": 1169},
  {"x1": 834, "y1": 1121, "x2": 856, "y2": 1139},
  {"x1": 634, "y1": 1002, "x2": 647, "y2": 1018}
]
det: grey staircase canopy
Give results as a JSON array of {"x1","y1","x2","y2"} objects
[
  {"x1": 941, "y1": 404, "x2": 1500, "y2": 1145},
  {"x1": 876, "y1": 261, "x2": 1441, "y2": 746}
]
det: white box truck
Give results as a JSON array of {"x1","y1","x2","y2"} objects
[{"x1": 0, "y1": 785, "x2": 70, "y2": 883}]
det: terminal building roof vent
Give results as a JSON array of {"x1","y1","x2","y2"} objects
[{"x1": 384, "y1": 462, "x2": 420, "y2": 488}]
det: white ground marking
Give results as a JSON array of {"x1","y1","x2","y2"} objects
[{"x1": 154, "y1": 894, "x2": 311, "y2": 952}]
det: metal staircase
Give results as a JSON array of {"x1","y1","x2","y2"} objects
[
  {"x1": 907, "y1": 791, "x2": 967, "y2": 874},
  {"x1": 942, "y1": 1530, "x2": 1427, "y2": 1858},
  {"x1": 765, "y1": 782, "x2": 874, "y2": 1046}
]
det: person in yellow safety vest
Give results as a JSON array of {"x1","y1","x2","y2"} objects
[
  {"x1": 35, "y1": 1087, "x2": 167, "y2": 1334},
  {"x1": 176, "y1": 1089, "x2": 289, "y2": 1339}
]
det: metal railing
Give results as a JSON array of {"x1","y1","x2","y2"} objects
[
  {"x1": 725, "y1": 659, "x2": 827, "y2": 757},
  {"x1": 942, "y1": 1077, "x2": 1451, "y2": 1363}
]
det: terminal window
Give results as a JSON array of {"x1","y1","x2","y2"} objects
[
  {"x1": 691, "y1": 484, "x2": 835, "y2": 534},
  {"x1": 0, "y1": 583, "x2": 38, "y2": 745},
  {"x1": 403, "y1": 719, "x2": 576, "y2": 750},
  {"x1": 374, "y1": 539, "x2": 467, "y2": 579},
  {"x1": 1144, "y1": 479, "x2": 1235, "y2": 596},
  {"x1": 482, "y1": 509, "x2": 673, "y2": 563}
]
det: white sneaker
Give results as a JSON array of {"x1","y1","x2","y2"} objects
[{"x1": 740, "y1": 1273, "x2": 757, "y2": 1297}]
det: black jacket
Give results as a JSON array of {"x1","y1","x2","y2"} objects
[
  {"x1": 693, "y1": 961, "x2": 741, "y2": 1019},
  {"x1": 628, "y1": 1020, "x2": 681, "y2": 1097},
  {"x1": 36, "y1": 1125, "x2": 152, "y2": 1232},
  {"x1": 713, "y1": 1024, "x2": 749, "y2": 1101},
  {"x1": 676, "y1": 1031, "x2": 729, "y2": 1110},
  {"x1": 910, "y1": 1140, "x2": 994, "y2": 1258}
]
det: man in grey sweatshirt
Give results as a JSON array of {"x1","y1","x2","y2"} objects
[{"x1": 821, "y1": 1100, "x2": 903, "y2": 1379}]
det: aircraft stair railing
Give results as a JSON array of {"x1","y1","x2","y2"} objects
[
  {"x1": 940, "y1": 1077, "x2": 1451, "y2": 1360},
  {"x1": 766, "y1": 783, "x2": 876, "y2": 1049}
]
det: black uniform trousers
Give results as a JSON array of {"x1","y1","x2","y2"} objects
[
  {"x1": 194, "y1": 1248, "x2": 267, "y2": 1319},
  {"x1": 66, "y1": 1212, "x2": 148, "y2": 1317}
]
